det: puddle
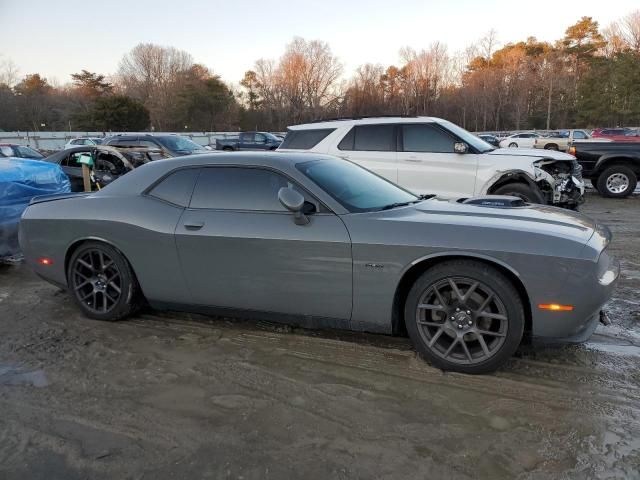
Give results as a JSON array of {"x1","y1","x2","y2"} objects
[
  {"x1": 0, "y1": 364, "x2": 49, "y2": 388},
  {"x1": 584, "y1": 342, "x2": 640, "y2": 358}
]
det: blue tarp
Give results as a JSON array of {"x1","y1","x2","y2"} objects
[{"x1": 0, "y1": 158, "x2": 71, "y2": 258}]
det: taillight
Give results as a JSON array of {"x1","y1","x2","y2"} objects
[
  {"x1": 568, "y1": 146, "x2": 576, "y2": 156},
  {"x1": 38, "y1": 257, "x2": 53, "y2": 266}
]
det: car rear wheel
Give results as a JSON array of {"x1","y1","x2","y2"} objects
[
  {"x1": 544, "y1": 144, "x2": 559, "y2": 151},
  {"x1": 222, "y1": 146, "x2": 234, "y2": 151},
  {"x1": 67, "y1": 241, "x2": 141, "y2": 321},
  {"x1": 405, "y1": 260, "x2": 525, "y2": 374},
  {"x1": 596, "y1": 165, "x2": 637, "y2": 198},
  {"x1": 492, "y1": 182, "x2": 545, "y2": 204},
  {"x1": 508, "y1": 142, "x2": 518, "y2": 148}
]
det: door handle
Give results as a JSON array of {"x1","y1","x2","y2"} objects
[
  {"x1": 184, "y1": 221, "x2": 204, "y2": 230},
  {"x1": 405, "y1": 157, "x2": 422, "y2": 163}
]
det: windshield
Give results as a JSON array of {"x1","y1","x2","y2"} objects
[
  {"x1": 437, "y1": 120, "x2": 494, "y2": 153},
  {"x1": 16, "y1": 145, "x2": 44, "y2": 159},
  {"x1": 297, "y1": 158, "x2": 418, "y2": 213},
  {"x1": 157, "y1": 136, "x2": 205, "y2": 153},
  {"x1": 264, "y1": 132, "x2": 281, "y2": 142},
  {"x1": 89, "y1": 138, "x2": 103, "y2": 144}
]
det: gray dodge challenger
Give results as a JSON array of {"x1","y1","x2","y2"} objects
[{"x1": 19, "y1": 152, "x2": 619, "y2": 373}]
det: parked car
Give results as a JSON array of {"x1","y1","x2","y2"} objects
[
  {"x1": 1, "y1": 157, "x2": 70, "y2": 260},
  {"x1": 498, "y1": 132, "x2": 542, "y2": 149},
  {"x1": 569, "y1": 141, "x2": 640, "y2": 197},
  {"x1": 476, "y1": 134, "x2": 500, "y2": 147},
  {"x1": 591, "y1": 128, "x2": 640, "y2": 142},
  {"x1": 19, "y1": 152, "x2": 618, "y2": 374},
  {"x1": 533, "y1": 129, "x2": 591, "y2": 152},
  {"x1": 278, "y1": 117, "x2": 584, "y2": 209},
  {"x1": 45, "y1": 145, "x2": 170, "y2": 191},
  {"x1": 103, "y1": 134, "x2": 207, "y2": 156},
  {"x1": 215, "y1": 132, "x2": 282, "y2": 151},
  {"x1": 64, "y1": 137, "x2": 104, "y2": 150},
  {"x1": 0, "y1": 143, "x2": 45, "y2": 160}
]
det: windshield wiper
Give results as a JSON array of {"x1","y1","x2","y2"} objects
[{"x1": 379, "y1": 199, "x2": 425, "y2": 210}]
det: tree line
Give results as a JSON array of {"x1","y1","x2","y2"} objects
[{"x1": 0, "y1": 10, "x2": 638, "y2": 133}]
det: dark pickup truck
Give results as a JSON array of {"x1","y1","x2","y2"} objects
[
  {"x1": 570, "y1": 141, "x2": 640, "y2": 197},
  {"x1": 215, "y1": 132, "x2": 282, "y2": 151}
]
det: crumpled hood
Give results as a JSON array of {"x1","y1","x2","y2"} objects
[
  {"x1": 488, "y1": 147, "x2": 575, "y2": 161},
  {"x1": 372, "y1": 197, "x2": 596, "y2": 245}
]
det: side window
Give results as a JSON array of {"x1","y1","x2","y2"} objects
[
  {"x1": 255, "y1": 133, "x2": 267, "y2": 144},
  {"x1": 337, "y1": 128, "x2": 355, "y2": 150},
  {"x1": 67, "y1": 152, "x2": 86, "y2": 167},
  {"x1": 573, "y1": 131, "x2": 587, "y2": 139},
  {"x1": 280, "y1": 129, "x2": 335, "y2": 150},
  {"x1": 148, "y1": 168, "x2": 200, "y2": 207},
  {"x1": 353, "y1": 125, "x2": 395, "y2": 152},
  {"x1": 401, "y1": 124, "x2": 454, "y2": 153},
  {"x1": 240, "y1": 132, "x2": 255, "y2": 143},
  {"x1": 190, "y1": 167, "x2": 305, "y2": 212}
]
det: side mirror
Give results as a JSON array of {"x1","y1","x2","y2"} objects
[
  {"x1": 278, "y1": 187, "x2": 309, "y2": 225},
  {"x1": 454, "y1": 142, "x2": 469, "y2": 154}
]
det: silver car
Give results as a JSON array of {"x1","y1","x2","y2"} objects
[{"x1": 19, "y1": 153, "x2": 619, "y2": 374}]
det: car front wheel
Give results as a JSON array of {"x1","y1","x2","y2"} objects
[
  {"x1": 405, "y1": 260, "x2": 525, "y2": 374},
  {"x1": 67, "y1": 241, "x2": 141, "y2": 321},
  {"x1": 596, "y1": 165, "x2": 637, "y2": 198}
]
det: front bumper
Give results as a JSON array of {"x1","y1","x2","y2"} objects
[{"x1": 530, "y1": 255, "x2": 619, "y2": 343}]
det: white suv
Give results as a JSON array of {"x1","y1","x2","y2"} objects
[{"x1": 278, "y1": 117, "x2": 585, "y2": 208}]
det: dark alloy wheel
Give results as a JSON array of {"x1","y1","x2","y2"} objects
[
  {"x1": 67, "y1": 242, "x2": 140, "y2": 321},
  {"x1": 493, "y1": 182, "x2": 545, "y2": 204},
  {"x1": 405, "y1": 260, "x2": 524, "y2": 374},
  {"x1": 508, "y1": 142, "x2": 518, "y2": 148}
]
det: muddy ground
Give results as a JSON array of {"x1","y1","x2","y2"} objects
[{"x1": 1, "y1": 192, "x2": 639, "y2": 480}]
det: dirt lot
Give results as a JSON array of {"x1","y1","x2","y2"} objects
[{"x1": 1, "y1": 192, "x2": 639, "y2": 480}]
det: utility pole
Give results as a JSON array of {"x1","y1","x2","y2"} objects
[{"x1": 546, "y1": 75, "x2": 553, "y2": 131}]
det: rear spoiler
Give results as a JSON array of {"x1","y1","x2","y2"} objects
[{"x1": 30, "y1": 192, "x2": 90, "y2": 205}]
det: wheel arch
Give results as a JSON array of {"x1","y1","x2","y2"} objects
[
  {"x1": 391, "y1": 253, "x2": 532, "y2": 342},
  {"x1": 484, "y1": 170, "x2": 538, "y2": 194},
  {"x1": 64, "y1": 237, "x2": 144, "y2": 298},
  {"x1": 594, "y1": 156, "x2": 640, "y2": 175}
]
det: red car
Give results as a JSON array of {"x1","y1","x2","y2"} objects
[{"x1": 591, "y1": 128, "x2": 640, "y2": 142}]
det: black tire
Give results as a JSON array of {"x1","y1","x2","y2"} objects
[
  {"x1": 492, "y1": 182, "x2": 545, "y2": 204},
  {"x1": 222, "y1": 146, "x2": 234, "y2": 151},
  {"x1": 67, "y1": 241, "x2": 141, "y2": 321},
  {"x1": 590, "y1": 176, "x2": 599, "y2": 189},
  {"x1": 508, "y1": 142, "x2": 518, "y2": 148},
  {"x1": 544, "y1": 143, "x2": 559, "y2": 151},
  {"x1": 596, "y1": 165, "x2": 637, "y2": 198},
  {"x1": 404, "y1": 260, "x2": 525, "y2": 374}
]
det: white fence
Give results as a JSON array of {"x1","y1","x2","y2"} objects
[{"x1": 0, "y1": 131, "x2": 247, "y2": 151}]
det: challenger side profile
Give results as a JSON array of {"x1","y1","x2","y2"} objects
[{"x1": 19, "y1": 153, "x2": 618, "y2": 373}]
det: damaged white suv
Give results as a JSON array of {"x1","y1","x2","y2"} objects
[{"x1": 278, "y1": 117, "x2": 585, "y2": 209}]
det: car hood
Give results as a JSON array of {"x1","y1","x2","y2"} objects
[
  {"x1": 488, "y1": 147, "x2": 575, "y2": 161},
  {"x1": 369, "y1": 197, "x2": 597, "y2": 245}
]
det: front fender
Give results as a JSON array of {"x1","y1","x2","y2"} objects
[{"x1": 481, "y1": 169, "x2": 540, "y2": 194}]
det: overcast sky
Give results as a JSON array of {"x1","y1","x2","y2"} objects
[{"x1": 1, "y1": 0, "x2": 638, "y2": 86}]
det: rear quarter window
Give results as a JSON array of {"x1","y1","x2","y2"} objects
[
  {"x1": 147, "y1": 168, "x2": 200, "y2": 207},
  {"x1": 280, "y1": 129, "x2": 336, "y2": 150}
]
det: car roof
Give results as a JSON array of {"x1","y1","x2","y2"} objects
[{"x1": 287, "y1": 116, "x2": 444, "y2": 130}]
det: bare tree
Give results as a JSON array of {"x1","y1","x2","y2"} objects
[
  {"x1": 117, "y1": 43, "x2": 194, "y2": 129},
  {"x1": 620, "y1": 10, "x2": 640, "y2": 50},
  {"x1": 0, "y1": 57, "x2": 19, "y2": 87}
]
